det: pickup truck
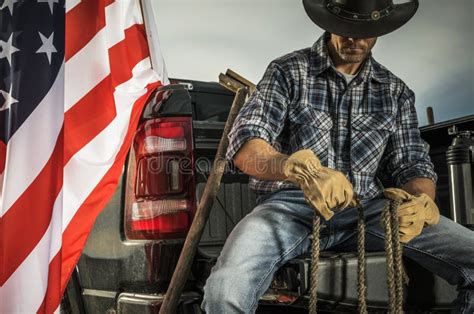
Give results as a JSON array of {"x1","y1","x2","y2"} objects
[{"x1": 61, "y1": 80, "x2": 474, "y2": 313}]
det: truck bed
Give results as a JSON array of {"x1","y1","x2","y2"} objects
[{"x1": 66, "y1": 80, "x2": 473, "y2": 313}]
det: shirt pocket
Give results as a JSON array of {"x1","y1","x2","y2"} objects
[
  {"x1": 289, "y1": 107, "x2": 333, "y2": 162},
  {"x1": 351, "y1": 112, "x2": 395, "y2": 174}
]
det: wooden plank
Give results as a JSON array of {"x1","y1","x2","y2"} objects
[{"x1": 219, "y1": 73, "x2": 246, "y2": 93}]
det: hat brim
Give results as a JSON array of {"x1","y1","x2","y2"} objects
[{"x1": 303, "y1": 0, "x2": 418, "y2": 38}]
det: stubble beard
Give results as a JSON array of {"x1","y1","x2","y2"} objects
[{"x1": 336, "y1": 47, "x2": 370, "y2": 63}]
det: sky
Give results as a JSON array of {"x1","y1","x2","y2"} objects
[{"x1": 147, "y1": 0, "x2": 474, "y2": 126}]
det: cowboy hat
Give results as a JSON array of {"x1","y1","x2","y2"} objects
[{"x1": 303, "y1": 0, "x2": 419, "y2": 38}]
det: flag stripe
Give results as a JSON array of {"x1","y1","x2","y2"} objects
[
  {"x1": 64, "y1": 77, "x2": 116, "y2": 164},
  {"x1": 61, "y1": 81, "x2": 160, "y2": 291},
  {"x1": 65, "y1": 0, "x2": 143, "y2": 112},
  {"x1": 0, "y1": 65, "x2": 64, "y2": 217},
  {"x1": 108, "y1": 24, "x2": 149, "y2": 87},
  {"x1": 63, "y1": 59, "x2": 158, "y2": 230},
  {"x1": 105, "y1": 0, "x2": 115, "y2": 7},
  {"x1": 37, "y1": 250, "x2": 62, "y2": 314},
  {"x1": 0, "y1": 1, "x2": 167, "y2": 312},
  {"x1": 0, "y1": 141, "x2": 6, "y2": 174},
  {"x1": 0, "y1": 129, "x2": 63, "y2": 285},
  {"x1": 64, "y1": 27, "x2": 110, "y2": 112},
  {"x1": 0, "y1": 190, "x2": 63, "y2": 313},
  {"x1": 65, "y1": 0, "x2": 82, "y2": 13},
  {"x1": 64, "y1": 24, "x2": 149, "y2": 164},
  {"x1": 65, "y1": 0, "x2": 106, "y2": 61}
]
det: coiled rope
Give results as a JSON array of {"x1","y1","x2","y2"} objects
[
  {"x1": 308, "y1": 215, "x2": 320, "y2": 313},
  {"x1": 355, "y1": 198, "x2": 367, "y2": 314},
  {"x1": 308, "y1": 199, "x2": 408, "y2": 314},
  {"x1": 381, "y1": 199, "x2": 409, "y2": 313}
]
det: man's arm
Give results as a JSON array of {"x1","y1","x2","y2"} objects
[
  {"x1": 380, "y1": 85, "x2": 438, "y2": 196},
  {"x1": 225, "y1": 61, "x2": 291, "y2": 171},
  {"x1": 233, "y1": 138, "x2": 289, "y2": 181},
  {"x1": 234, "y1": 140, "x2": 355, "y2": 220},
  {"x1": 401, "y1": 177, "x2": 436, "y2": 200}
]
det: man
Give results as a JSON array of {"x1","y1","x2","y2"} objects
[{"x1": 201, "y1": 0, "x2": 474, "y2": 313}]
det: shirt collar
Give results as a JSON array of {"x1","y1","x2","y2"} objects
[
  {"x1": 311, "y1": 32, "x2": 390, "y2": 84},
  {"x1": 369, "y1": 58, "x2": 390, "y2": 83},
  {"x1": 311, "y1": 32, "x2": 333, "y2": 76}
]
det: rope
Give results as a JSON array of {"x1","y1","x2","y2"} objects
[
  {"x1": 309, "y1": 199, "x2": 407, "y2": 313},
  {"x1": 309, "y1": 198, "x2": 367, "y2": 314},
  {"x1": 390, "y1": 199, "x2": 405, "y2": 313},
  {"x1": 309, "y1": 215, "x2": 320, "y2": 314},
  {"x1": 382, "y1": 204, "x2": 397, "y2": 312},
  {"x1": 382, "y1": 199, "x2": 408, "y2": 313},
  {"x1": 356, "y1": 199, "x2": 367, "y2": 314}
]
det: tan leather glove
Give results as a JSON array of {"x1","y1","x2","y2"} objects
[
  {"x1": 383, "y1": 188, "x2": 440, "y2": 243},
  {"x1": 283, "y1": 149, "x2": 354, "y2": 220}
]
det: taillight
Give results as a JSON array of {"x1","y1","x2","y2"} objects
[{"x1": 125, "y1": 116, "x2": 195, "y2": 240}]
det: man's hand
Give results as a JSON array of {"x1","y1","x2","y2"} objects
[
  {"x1": 283, "y1": 149, "x2": 354, "y2": 220},
  {"x1": 384, "y1": 188, "x2": 440, "y2": 243}
]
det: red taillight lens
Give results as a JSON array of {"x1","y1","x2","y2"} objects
[
  {"x1": 131, "y1": 200, "x2": 189, "y2": 233},
  {"x1": 125, "y1": 116, "x2": 195, "y2": 240}
]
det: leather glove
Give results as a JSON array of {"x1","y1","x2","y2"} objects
[
  {"x1": 283, "y1": 149, "x2": 354, "y2": 220},
  {"x1": 383, "y1": 188, "x2": 440, "y2": 243}
]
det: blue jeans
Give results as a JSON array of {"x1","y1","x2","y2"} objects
[{"x1": 201, "y1": 188, "x2": 474, "y2": 313}]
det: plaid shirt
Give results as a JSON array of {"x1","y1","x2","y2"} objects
[{"x1": 226, "y1": 32, "x2": 437, "y2": 200}]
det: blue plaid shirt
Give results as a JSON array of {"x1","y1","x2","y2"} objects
[{"x1": 226, "y1": 32, "x2": 437, "y2": 200}]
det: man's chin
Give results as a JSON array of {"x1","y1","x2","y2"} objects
[{"x1": 340, "y1": 53, "x2": 366, "y2": 63}]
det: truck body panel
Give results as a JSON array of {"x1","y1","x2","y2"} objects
[{"x1": 65, "y1": 81, "x2": 474, "y2": 313}]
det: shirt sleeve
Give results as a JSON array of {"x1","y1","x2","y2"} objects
[
  {"x1": 380, "y1": 85, "x2": 438, "y2": 187},
  {"x1": 225, "y1": 62, "x2": 291, "y2": 162}
]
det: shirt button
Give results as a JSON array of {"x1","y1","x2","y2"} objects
[{"x1": 342, "y1": 121, "x2": 348, "y2": 127}]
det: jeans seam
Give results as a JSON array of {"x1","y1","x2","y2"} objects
[
  {"x1": 246, "y1": 231, "x2": 311, "y2": 312},
  {"x1": 366, "y1": 229, "x2": 474, "y2": 287}
]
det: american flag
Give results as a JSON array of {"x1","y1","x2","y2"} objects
[{"x1": 0, "y1": 0, "x2": 167, "y2": 312}]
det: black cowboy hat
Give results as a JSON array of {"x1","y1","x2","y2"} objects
[{"x1": 303, "y1": 0, "x2": 419, "y2": 38}]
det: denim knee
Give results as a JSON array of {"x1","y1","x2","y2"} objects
[{"x1": 202, "y1": 268, "x2": 254, "y2": 314}]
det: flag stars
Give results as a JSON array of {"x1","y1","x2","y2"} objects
[
  {"x1": 38, "y1": 0, "x2": 59, "y2": 14},
  {"x1": 0, "y1": 86, "x2": 18, "y2": 111},
  {"x1": 0, "y1": 34, "x2": 20, "y2": 68},
  {"x1": 0, "y1": 0, "x2": 19, "y2": 15},
  {"x1": 36, "y1": 32, "x2": 57, "y2": 64}
]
